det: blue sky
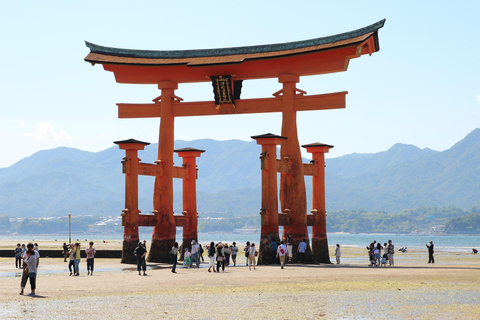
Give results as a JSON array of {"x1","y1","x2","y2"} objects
[{"x1": 1, "y1": 1, "x2": 479, "y2": 168}]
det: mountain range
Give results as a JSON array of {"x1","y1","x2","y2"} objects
[{"x1": 1, "y1": 129, "x2": 479, "y2": 217}]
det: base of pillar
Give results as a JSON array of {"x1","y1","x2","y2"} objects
[
  {"x1": 257, "y1": 233, "x2": 281, "y2": 265},
  {"x1": 121, "y1": 239, "x2": 140, "y2": 264},
  {"x1": 257, "y1": 239, "x2": 271, "y2": 265},
  {"x1": 148, "y1": 238, "x2": 174, "y2": 263},
  {"x1": 312, "y1": 238, "x2": 331, "y2": 264}
]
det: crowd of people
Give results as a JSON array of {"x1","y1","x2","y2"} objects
[
  {"x1": 164, "y1": 235, "x2": 309, "y2": 272},
  {"x1": 365, "y1": 239, "x2": 396, "y2": 267},
  {"x1": 12, "y1": 237, "x2": 448, "y2": 296}
]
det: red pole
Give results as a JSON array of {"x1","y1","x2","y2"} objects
[
  {"x1": 278, "y1": 74, "x2": 313, "y2": 263},
  {"x1": 303, "y1": 143, "x2": 333, "y2": 263},
  {"x1": 252, "y1": 134, "x2": 286, "y2": 265},
  {"x1": 149, "y1": 81, "x2": 178, "y2": 262},
  {"x1": 114, "y1": 139, "x2": 149, "y2": 263},
  {"x1": 175, "y1": 148, "x2": 205, "y2": 261}
]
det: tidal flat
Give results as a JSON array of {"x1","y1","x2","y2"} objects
[{"x1": 0, "y1": 245, "x2": 479, "y2": 319}]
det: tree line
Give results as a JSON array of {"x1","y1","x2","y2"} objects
[{"x1": 0, "y1": 206, "x2": 479, "y2": 235}]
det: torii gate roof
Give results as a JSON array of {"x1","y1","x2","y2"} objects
[{"x1": 84, "y1": 19, "x2": 385, "y2": 84}]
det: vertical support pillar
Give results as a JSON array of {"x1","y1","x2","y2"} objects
[
  {"x1": 303, "y1": 143, "x2": 334, "y2": 263},
  {"x1": 149, "y1": 81, "x2": 178, "y2": 262},
  {"x1": 278, "y1": 74, "x2": 314, "y2": 263},
  {"x1": 175, "y1": 147, "x2": 205, "y2": 261},
  {"x1": 114, "y1": 139, "x2": 150, "y2": 264},
  {"x1": 251, "y1": 134, "x2": 286, "y2": 265}
]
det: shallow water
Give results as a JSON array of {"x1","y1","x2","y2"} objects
[{"x1": 2, "y1": 233, "x2": 478, "y2": 253}]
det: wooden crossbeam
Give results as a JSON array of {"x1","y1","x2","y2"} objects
[
  {"x1": 303, "y1": 163, "x2": 317, "y2": 176},
  {"x1": 278, "y1": 213, "x2": 317, "y2": 226},
  {"x1": 135, "y1": 163, "x2": 189, "y2": 179},
  {"x1": 123, "y1": 214, "x2": 189, "y2": 227},
  {"x1": 118, "y1": 91, "x2": 347, "y2": 119}
]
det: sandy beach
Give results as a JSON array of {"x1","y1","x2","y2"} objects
[{"x1": 1, "y1": 242, "x2": 479, "y2": 319}]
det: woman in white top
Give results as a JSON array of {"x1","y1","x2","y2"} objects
[{"x1": 248, "y1": 243, "x2": 256, "y2": 270}]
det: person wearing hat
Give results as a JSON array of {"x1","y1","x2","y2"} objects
[
  {"x1": 426, "y1": 241, "x2": 434, "y2": 264},
  {"x1": 133, "y1": 242, "x2": 147, "y2": 276}
]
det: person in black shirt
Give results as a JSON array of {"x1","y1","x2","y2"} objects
[
  {"x1": 426, "y1": 241, "x2": 434, "y2": 264},
  {"x1": 62, "y1": 243, "x2": 69, "y2": 262},
  {"x1": 134, "y1": 242, "x2": 147, "y2": 276}
]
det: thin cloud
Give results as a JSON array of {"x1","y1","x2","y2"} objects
[
  {"x1": 477, "y1": 94, "x2": 480, "y2": 102},
  {"x1": 24, "y1": 122, "x2": 71, "y2": 142}
]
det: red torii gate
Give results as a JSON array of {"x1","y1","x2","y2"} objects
[{"x1": 85, "y1": 19, "x2": 385, "y2": 263}]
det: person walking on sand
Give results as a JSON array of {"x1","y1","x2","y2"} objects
[
  {"x1": 426, "y1": 241, "x2": 434, "y2": 264},
  {"x1": 63, "y1": 242, "x2": 69, "y2": 262},
  {"x1": 223, "y1": 243, "x2": 231, "y2": 267},
  {"x1": 68, "y1": 244, "x2": 75, "y2": 276},
  {"x1": 286, "y1": 233, "x2": 294, "y2": 263},
  {"x1": 270, "y1": 239, "x2": 277, "y2": 265},
  {"x1": 20, "y1": 243, "x2": 40, "y2": 295},
  {"x1": 298, "y1": 239, "x2": 307, "y2": 264},
  {"x1": 277, "y1": 241, "x2": 287, "y2": 269},
  {"x1": 207, "y1": 242, "x2": 216, "y2": 273},
  {"x1": 387, "y1": 240, "x2": 395, "y2": 266},
  {"x1": 184, "y1": 248, "x2": 192, "y2": 268},
  {"x1": 14, "y1": 243, "x2": 22, "y2": 269},
  {"x1": 248, "y1": 243, "x2": 256, "y2": 270},
  {"x1": 216, "y1": 243, "x2": 225, "y2": 272},
  {"x1": 335, "y1": 244, "x2": 341, "y2": 264},
  {"x1": 24, "y1": 249, "x2": 38, "y2": 296},
  {"x1": 86, "y1": 242, "x2": 96, "y2": 276},
  {"x1": 190, "y1": 240, "x2": 200, "y2": 268},
  {"x1": 244, "y1": 241, "x2": 250, "y2": 266},
  {"x1": 170, "y1": 242, "x2": 179, "y2": 273},
  {"x1": 199, "y1": 243, "x2": 204, "y2": 262},
  {"x1": 134, "y1": 242, "x2": 147, "y2": 276},
  {"x1": 231, "y1": 242, "x2": 238, "y2": 266},
  {"x1": 74, "y1": 243, "x2": 81, "y2": 276},
  {"x1": 374, "y1": 243, "x2": 382, "y2": 267}
]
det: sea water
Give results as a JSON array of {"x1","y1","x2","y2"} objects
[{"x1": 1, "y1": 233, "x2": 478, "y2": 253}]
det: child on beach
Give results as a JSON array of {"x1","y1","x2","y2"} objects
[{"x1": 184, "y1": 249, "x2": 191, "y2": 268}]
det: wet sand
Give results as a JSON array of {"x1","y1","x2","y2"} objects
[{"x1": 0, "y1": 244, "x2": 479, "y2": 319}]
